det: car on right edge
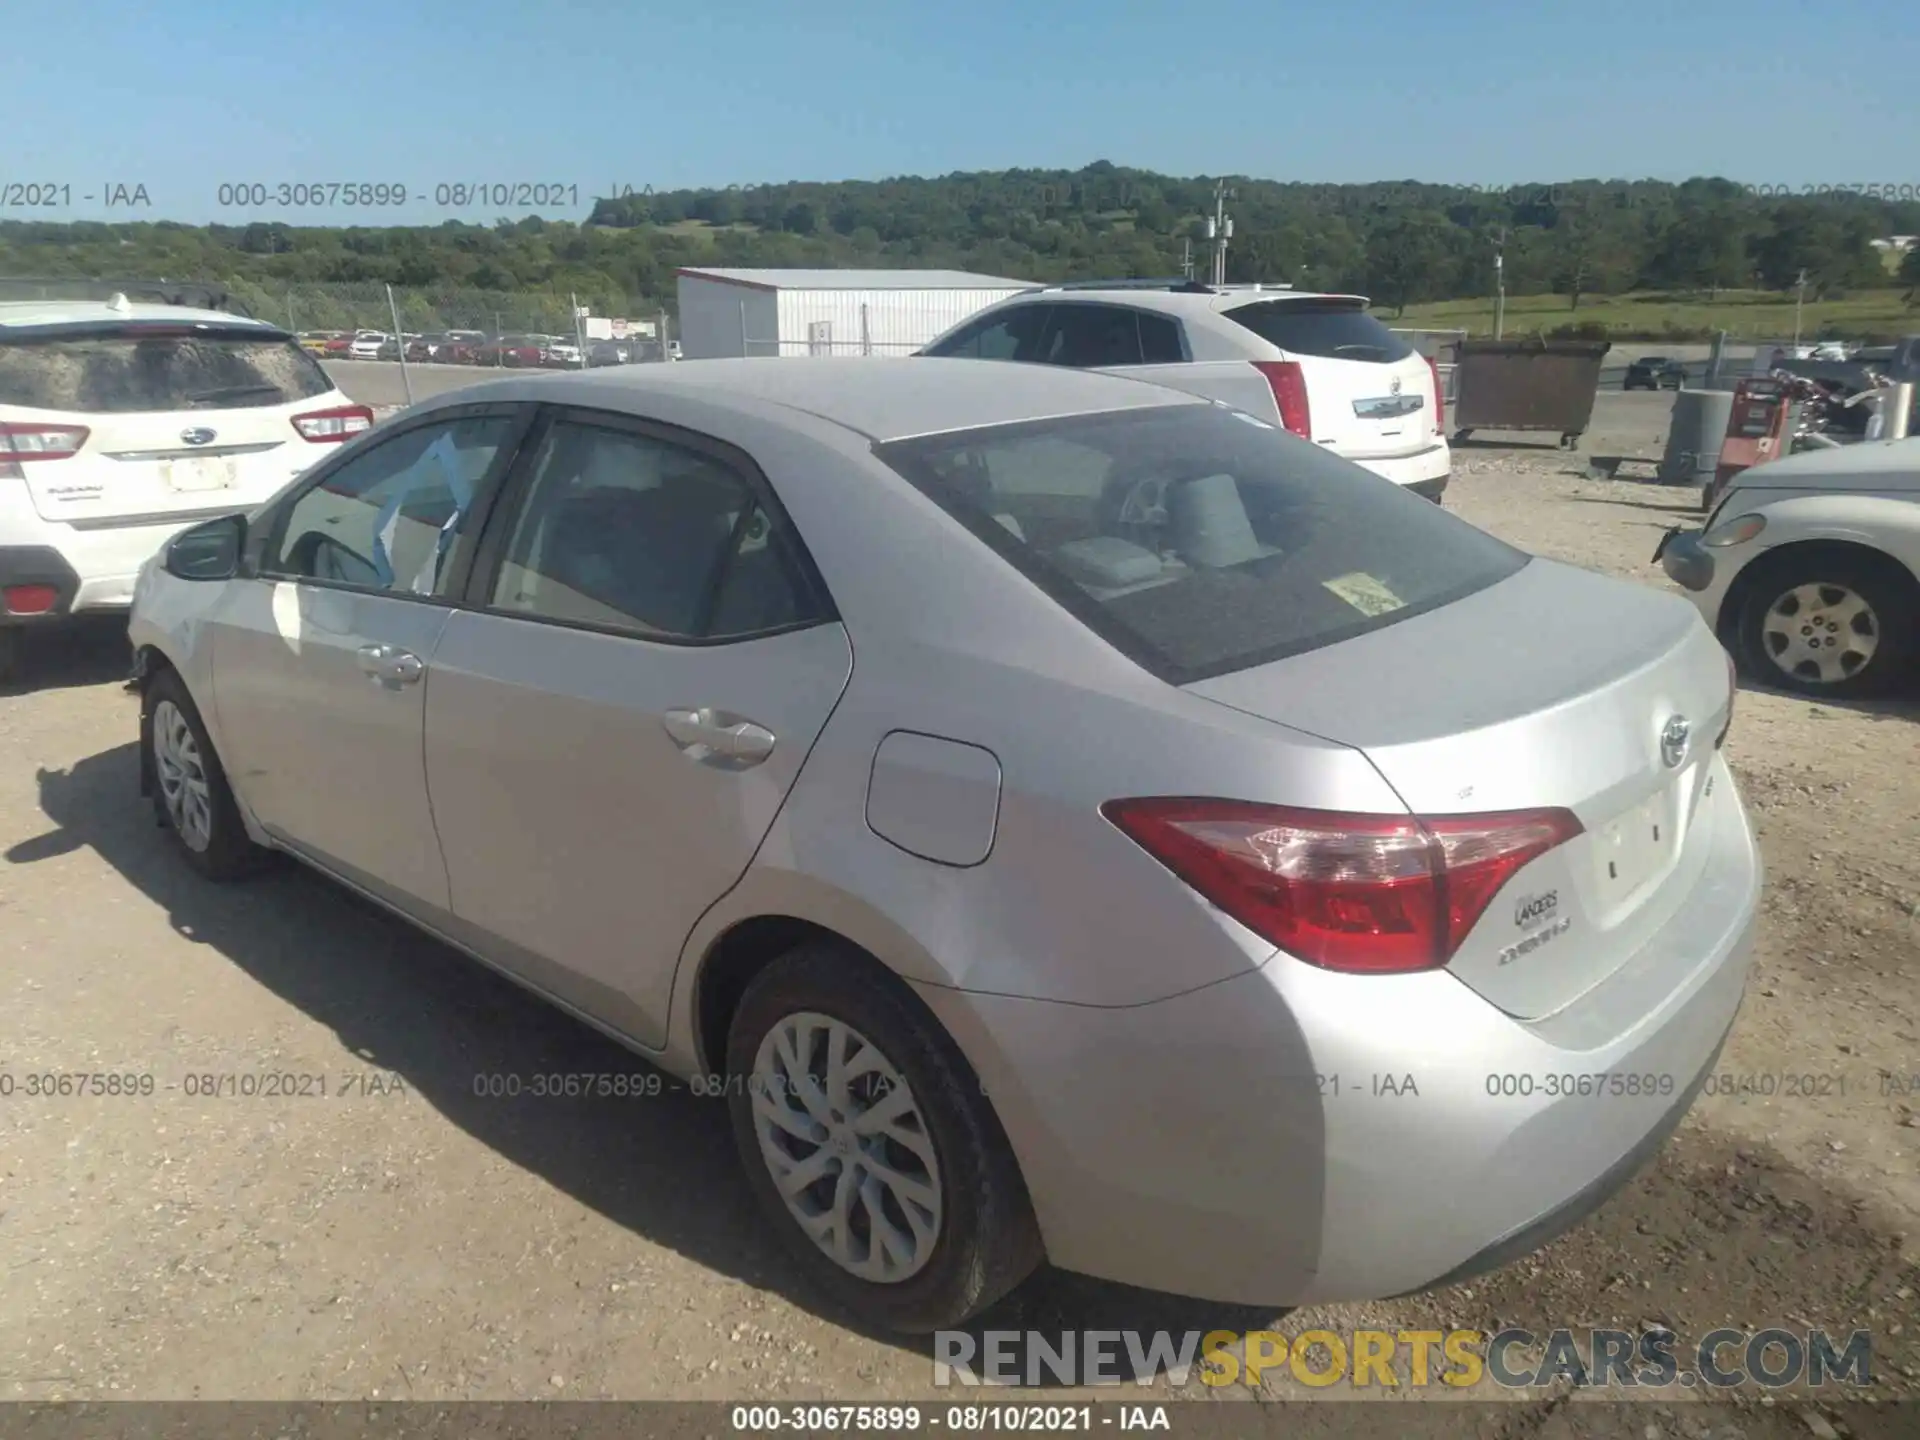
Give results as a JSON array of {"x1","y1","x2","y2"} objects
[{"x1": 1655, "y1": 437, "x2": 1920, "y2": 696}]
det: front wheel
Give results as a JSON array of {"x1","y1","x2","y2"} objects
[
  {"x1": 1736, "y1": 551, "x2": 1918, "y2": 698},
  {"x1": 143, "y1": 668, "x2": 270, "y2": 879},
  {"x1": 725, "y1": 943, "x2": 1043, "y2": 1333}
]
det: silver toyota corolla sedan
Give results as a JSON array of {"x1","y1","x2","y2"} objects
[{"x1": 127, "y1": 357, "x2": 1760, "y2": 1334}]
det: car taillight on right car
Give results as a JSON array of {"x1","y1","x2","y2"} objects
[
  {"x1": 1251, "y1": 361, "x2": 1312, "y2": 439},
  {"x1": 1102, "y1": 798, "x2": 1583, "y2": 974},
  {"x1": 291, "y1": 405, "x2": 374, "y2": 442}
]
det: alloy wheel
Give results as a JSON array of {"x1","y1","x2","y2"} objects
[
  {"x1": 749, "y1": 1011, "x2": 943, "y2": 1284},
  {"x1": 152, "y1": 699, "x2": 214, "y2": 852}
]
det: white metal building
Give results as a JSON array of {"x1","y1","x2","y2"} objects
[{"x1": 675, "y1": 267, "x2": 1031, "y2": 360}]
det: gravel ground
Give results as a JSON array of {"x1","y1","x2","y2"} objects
[{"x1": 1, "y1": 444, "x2": 1916, "y2": 1437}]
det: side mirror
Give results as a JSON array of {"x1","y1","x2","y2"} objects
[{"x1": 164, "y1": 513, "x2": 247, "y2": 581}]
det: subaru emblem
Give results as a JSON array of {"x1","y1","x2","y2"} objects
[
  {"x1": 1659, "y1": 715, "x2": 1691, "y2": 769},
  {"x1": 180, "y1": 427, "x2": 216, "y2": 446}
]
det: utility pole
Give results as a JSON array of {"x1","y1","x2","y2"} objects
[
  {"x1": 1491, "y1": 226, "x2": 1508, "y2": 340},
  {"x1": 1181, "y1": 237, "x2": 1193, "y2": 281},
  {"x1": 1792, "y1": 268, "x2": 1809, "y2": 349},
  {"x1": 1207, "y1": 179, "x2": 1235, "y2": 286}
]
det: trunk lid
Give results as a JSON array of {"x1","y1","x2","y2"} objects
[{"x1": 1187, "y1": 559, "x2": 1735, "y2": 1019}]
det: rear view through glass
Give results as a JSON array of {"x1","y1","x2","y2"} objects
[
  {"x1": 876, "y1": 404, "x2": 1527, "y2": 683},
  {"x1": 1224, "y1": 299, "x2": 1414, "y2": 363},
  {"x1": 0, "y1": 325, "x2": 335, "y2": 413}
]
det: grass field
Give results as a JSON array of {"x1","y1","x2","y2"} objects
[{"x1": 1387, "y1": 287, "x2": 1917, "y2": 341}]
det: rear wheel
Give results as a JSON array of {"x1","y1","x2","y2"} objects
[
  {"x1": 724, "y1": 942, "x2": 1043, "y2": 1333},
  {"x1": 1736, "y1": 551, "x2": 1918, "y2": 698}
]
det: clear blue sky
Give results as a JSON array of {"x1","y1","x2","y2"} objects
[{"x1": 5, "y1": 0, "x2": 1914, "y2": 225}]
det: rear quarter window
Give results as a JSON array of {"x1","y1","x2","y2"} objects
[
  {"x1": 1224, "y1": 300, "x2": 1414, "y2": 363},
  {"x1": 0, "y1": 328, "x2": 335, "y2": 413},
  {"x1": 874, "y1": 404, "x2": 1528, "y2": 684}
]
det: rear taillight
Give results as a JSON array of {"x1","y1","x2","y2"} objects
[
  {"x1": 291, "y1": 404, "x2": 374, "y2": 442},
  {"x1": 1102, "y1": 798, "x2": 1584, "y2": 975},
  {"x1": 4, "y1": 584, "x2": 59, "y2": 615},
  {"x1": 1251, "y1": 361, "x2": 1313, "y2": 438},
  {"x1": 1427, "y1": 355, "x2": 1446, "y2": 434},
  {"x1": 0, "y1": 422, "x2": 90, "y2": 461}
]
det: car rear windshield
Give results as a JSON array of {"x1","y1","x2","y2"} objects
[
  {"x1": 874, "y1": 404, "x2": 1528, "y2": 684},
  {"x1": 0, "y1": 326, "x2": 335, "y2": 414},
  {"x1": 1224, "y1": 299, "x2": 1414, "y2": 363}
]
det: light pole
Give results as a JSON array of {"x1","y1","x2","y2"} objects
[
  {"x1": 1491, "y1": 226, "x2": 1508, "y2": 340},
  {"x1": 1792, "y1": 268, "x2": 1809, "y2": 349}
]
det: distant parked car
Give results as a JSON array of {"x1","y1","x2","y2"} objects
[
  {"x1": 1625, "y1": 356, "x2": 1687, "y2": 391},
  {"x1": 299, "y1": 331, "x2": 345, "y2": 357},
  {"x1": 478, "y1": 335, "x2": 544, "y2": 368},
  {"x1": 322, "y1": 334, "x2": 354, "y2": 359},
  {"x1": 440, "y1": 330, "x2": 488, "y2": 364},
  {"x1": 920, "y1": 280, "x2": 1451, "y2": 500},
  {"x1": 0, "y1": 295, "x2": 371, "y2": 684},
  {"x1": 349, "y1": 332, "x2": 388, "y2": 361},
  {"x1": 587, "y1": 340, "x2": 633, "y2": 367},
  {"x1": 545, "y1": 339, "x2": 584, "y2": 368}
]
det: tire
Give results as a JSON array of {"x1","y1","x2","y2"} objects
[
  {"x1": 724, "y1": 942, "x2": 1043, "y2": 1333},
  {"x1": 142, "y1": 667, "x2": 270, "y2": 879},
  {"x1": 1735, "y1": 550, "x2": 1919, "y2": 699}
]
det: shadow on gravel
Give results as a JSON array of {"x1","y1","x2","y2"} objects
[
  {"x1": 0, "y1": 616, "x2": 130, "y2": 697},
  {"x1": 8, "y1": 742, "x2": 1281, "y2": 1366},
  {"x1": 11, "y1": 743, "x2": 1920, "y2": 1402}
]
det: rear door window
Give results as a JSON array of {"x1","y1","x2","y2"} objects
[
  {"x1": 0, "y1": 326, "x2": 336, "y2": 413},
  {"x1": 1224, "y1": 300, "x2": 1414, "y2": 363},
  {"x1": 922, "y1": 305, "x2": 1053, "y2": 361},
  {"x1": 1036, "y1": 305, "x2": 1146, "y2": 367},
  {"x1": 874, "y1": 404, "x2": 1527, "y2": 684},
  {"x1": 1136, "y1": 310, "x2": 1185, "y2": 364}
]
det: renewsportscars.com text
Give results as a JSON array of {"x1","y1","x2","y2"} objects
[{"x1": 932, "y1": 1327, "x2": 1873, "y2": 1390}]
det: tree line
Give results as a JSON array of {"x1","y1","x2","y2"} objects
[{"x1": 4, "y1": 161, "x2": 1917, "y2": 324}]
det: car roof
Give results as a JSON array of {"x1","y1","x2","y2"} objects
[
  {"x1": 1014, "y1": 286, "x2": 1370, "y2": 318},
  {"x1": 422, "y1": 355, "x2": 1208, "y2": 442},
  {"x1": 0, "y1": 300, "x2": 280, "y2": 332}
]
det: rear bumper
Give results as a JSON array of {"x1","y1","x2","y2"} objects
[
  {"x1": 1353, "y1": 442, "x2": 1452, "y2": 490},
  {"x1": 0, "y1": 545, "x2": 82, "y2": 622},
  {"x1": 916, "y1": 755, "x2": 1760, "y2": 1307},
  {"x1": 0, "y1": 517, "x2": 211, "y2": 622}
]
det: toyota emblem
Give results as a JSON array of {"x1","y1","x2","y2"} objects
[
  {"x1": 1659, "y1": 715, "x2": 1691, "y2": 769},
  {"x1": 180, "y1": 427, "x2": 216, "y2": 446}
]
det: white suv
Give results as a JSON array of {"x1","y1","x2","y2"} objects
[
  {"x1": 920, "y1": 281, "x2": 1451, "y2": 500},
  {"x1": 1, "y1": 294, "x2": 372, "y2": 683}
]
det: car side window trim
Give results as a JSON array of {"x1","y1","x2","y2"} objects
[
  {"x1": 458, "y1": 402, "x2": 840, "y2": 649},
  {"x1": 249, "y1": 401, "x2": 537, "y2": 607}
]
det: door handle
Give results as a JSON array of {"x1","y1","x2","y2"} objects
[
  {"x1": 356, "y1": 643, "x2": 425, "y2": 686},
  {"x1": 661, "y1": 707, "x2": 777, "y2": 765}
]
